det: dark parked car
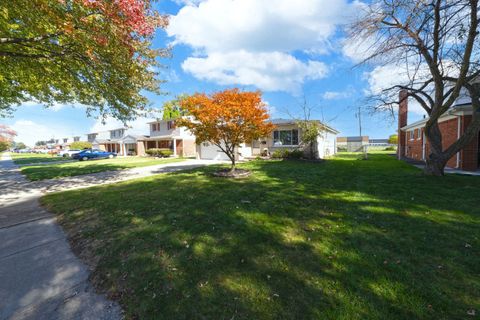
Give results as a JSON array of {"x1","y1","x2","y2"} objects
[{"x1": 72, "y1": 149, "x2": 117, "y2": 161}]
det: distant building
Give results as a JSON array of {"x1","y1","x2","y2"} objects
[
  {"x1": 337, "y1": 136, "x2": 369, "y2": 152},
  {"x1": 369, "y1": 139, "x2": 392, "y2": 147}
]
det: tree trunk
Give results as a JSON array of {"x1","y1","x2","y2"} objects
[
  {"x1": 230, "y1": 158, "x2": 236, "y2": 172},
  {"x1": 424, "y1": 121, "x2": 446, "y2": 176},
  {"x1": 423, "y1": 113, "x2": 480, "y2": 176},
  {"x1": 424, "y1": 156, "x2": 447, "y2": 176}
]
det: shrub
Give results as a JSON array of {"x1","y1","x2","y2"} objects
[
  {"x1": 271, "y1": 149, "x2": 303, "y2": 159},
  {"x1": 159, "y1": 149, "x2": 173, "y2": 157},
  {"x1": 287, "y1": 149, "x2": 304, "y2": 159},
  {"x1": 271, "y1": 149, "x2": 287, "y2": 159},
  {"x1": 385, "y1": 146, "x2": 396, "y2": 151},
  {"x1": 146, "y1": 148, "x2": 173, "y2": 157}
]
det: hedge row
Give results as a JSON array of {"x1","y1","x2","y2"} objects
[
  {"x1": 271, "y1": 149, "x2": 303, "y2": 159},
  {"x1": 146, "y1": 148, "x2": 174, "y2": 157}
]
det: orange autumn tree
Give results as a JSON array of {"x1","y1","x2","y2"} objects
[{"x1": 178, "y1": 89, "x2": 275, "y2": 172}]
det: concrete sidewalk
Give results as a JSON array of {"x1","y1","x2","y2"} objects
[
  {"x1": 0, "y1": 153, "x2": 123, "y2": 319},
  {"x1": 0, "y1": 154, "x2": 220, "y2": 319}
]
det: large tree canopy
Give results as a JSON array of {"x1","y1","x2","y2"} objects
[
  {"x1": 0, "y1": 0, "x2": 168, "y2": 121},
  {"x1": 350, "y1": 0, "x2": 480, "y2": 175}
]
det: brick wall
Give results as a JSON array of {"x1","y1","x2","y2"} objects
[
  {"x1": 405, "y1": 118, "x2": 460, "y2": 168},
  {"x1": 404, "y1": 116, "x2": 480, "y2": 170},
  {"x1": 461, "y1": 115, "x2": 479, "y2": 171},
  {"x1": 182, "y1": 140, "x2": 196, "y2": 157},
  {"x1": 405, "y1": 128, "x2": 423, "y2": 160},
  {"x1": 440, "y1": 118, "x2": 460, "y2": 168},
  {"x1": 398, "y1": 90, "x2": 408, "y2": 159},
  {"x1": 137, "y1": 141, "x2": 146, "y2": 156}
]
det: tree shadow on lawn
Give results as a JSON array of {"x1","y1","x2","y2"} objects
[
  {"x1": 41, "y1": 155, "x2": 480, "y2": 319},
  {"x1": 13, "y1": 156, "x2": 67, "y2": 165},
  {"x1": 22, "y1": 163, "x2": 135, "y2": 181}
]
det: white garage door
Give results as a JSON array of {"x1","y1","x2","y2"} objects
[{"x1": 200, "y1": 142, "x2": 230, "y2": 160}]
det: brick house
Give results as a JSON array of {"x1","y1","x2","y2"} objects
[{"x1": 398, "y1": 90, "x2": 479, "y2": 171}]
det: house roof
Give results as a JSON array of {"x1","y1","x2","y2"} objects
[
  {"x1": 400, "y1": 105, "x2": 475, "y2": 131},
  {"x1": 270, "y1": 118, "x2": 339, "y2": 134},
  {"x1": 92, "y1": 135, "x2": 147, "y2": 144},
  {"x1": 145, "y1": 135, "x2": 192, "y2": 140}
]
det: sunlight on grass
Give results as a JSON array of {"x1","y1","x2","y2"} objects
[{"x1": 41, "y1": 154, "x2": 480, "y2": 319}]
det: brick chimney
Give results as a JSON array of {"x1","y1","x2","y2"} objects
[{"x1": 398, "y1": 90, "x2": 408, "y2": 159}]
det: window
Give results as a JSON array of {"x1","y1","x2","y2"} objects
[
  {"x1": 63, "y1": 138, "x2": 68, "y2": 143},
  {"x1": 273, "y1": 129, "x2": 299, "y2": 146},
  {"x1": 74, "y1": 137, "x2": 80, "y2": 142},
  {"x1": 151, "y1": 123, "x2": 160, "y2": 132},
  {"x1": 167, "y1": 120, "x2": 176, "y2": 130},
  {"x1": 409, "y1": 130, "x2": 414, "y2": 140},
  {"x1": 417, "y1": 129, "x2": 422, "y2": 140}
]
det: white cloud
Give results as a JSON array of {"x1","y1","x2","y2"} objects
[
  {"x1": 168, "y1": 0, "x2": 358, "y2": 92},
  {"x1": 263, "y1": 100, "x2": 277, "y2": 118},
  {"x1": 322, "y1": 90, "x2": 353, "y2": 100},
  {"x1": 89, "y1": 114, "x2": 160, "y2": 136},
  {"x1": 10, "y1": 120, "x2": 72, "y2": 147},
  {"x1": 342, "y1": 36, "x2": 378, "y2": 64},
  {"x1": 172, "y1": 0, "x2": 205, "y2": 6},
  {"x1": 364, "y1": 64, "x2": 428, "y2": 115},
  {"x1": 182, "y1": 51, "x2": 328, "y2": 93},
  {"x1": 168, "y1": 0, "x2": 352, "y2": 53}
]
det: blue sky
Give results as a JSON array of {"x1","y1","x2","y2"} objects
[{"x1": 3, "y1": 0, "x2": 426, "y2": 146}]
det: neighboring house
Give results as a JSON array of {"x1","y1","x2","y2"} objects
[
  {"x1": 144, "y1": 119, "x2": 196, "y2": 157},
  {"x1": 58, "y1": 136, "x2": 83, "y2": 150},
  {"x1": 398, "y1": 90, "x2": 480, "y2": 171},
  {"x1": 197, "y1": 118, "x2": 339, "y2": 160},
  {"x1": 88, "y1": 128, "x2": 148, "y2": 156},
  {"x1": 337, "y1": 136, "x2": 369, "y2": 152}
]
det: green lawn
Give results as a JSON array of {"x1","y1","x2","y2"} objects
[
  {"x1": 11, "y1": 152, "x2": 71, "y2": 165},
  {"x1": 22, "y1": 157, "x2": 186, "y2": 181},
  {"x1": 41, "y1": 153, "x2": 480, "y2": 319}
]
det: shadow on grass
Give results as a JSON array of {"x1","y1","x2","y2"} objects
[
  {"x1": 22, "y1": 163, "x2": 133, "y2": 181},
  {"x1": 41, "y1": 154, "x2": 480, "y2": 319},
  {"x1": 13, "y1": 156, "x2": 68, "y2": 165}
]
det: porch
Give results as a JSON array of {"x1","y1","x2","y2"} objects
[
  {"x1": 103, "y1": 137, "x2": 146, "y2": 156},
  {"x1": 145, "y1": 137, "x2": 195, "y2": 157}
]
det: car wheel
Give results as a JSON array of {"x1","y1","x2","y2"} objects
[
  {"x1": 82, "y1": 156, "x2": 89, "y2": 161},
  {"x1": 108, "y1": 154, "x2": 114, "y2": 159}
]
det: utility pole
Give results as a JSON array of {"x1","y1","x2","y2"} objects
[
  {"x1": 357, "y1": 106, "x2": 367, "y2": 159},
  {"x1": 357, "y1": 106, "x2": 362, "y2": 137}
]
